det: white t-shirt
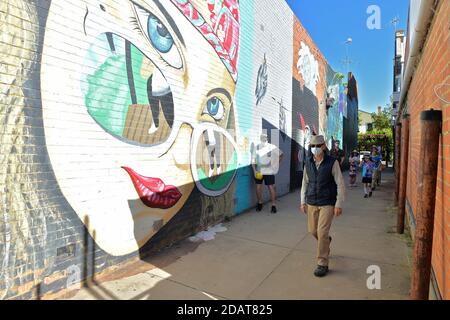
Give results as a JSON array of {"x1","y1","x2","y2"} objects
[{"x1": 253, "y1": 142, "x2": 283, "y2": 175}]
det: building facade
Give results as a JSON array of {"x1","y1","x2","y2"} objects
[
  {"x1": 358, "y1": 110, "x2": 374, "y2": 134},
  {"x1": 0, "y1": 0, "x2": 354, "y2": 299},
  {"x1": 398, "y1": 0, "x2": 449, "y2": 299},
  {"x1": 343, "y1": 72, "x2": 359, "y2": 167},
  {"x1": 392, "y1": 30, "x2": 406, "y2": 120}
]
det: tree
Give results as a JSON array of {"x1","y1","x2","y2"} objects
[
  {"x1": 358, "y1": 131, "x2": 393, "y2": 162},
  {"x1": 358, "y1": 105, "x2": 394, "y2": 162},
  {"x1": 371, "y1": 106, "x2": 392, "y2": 131}
]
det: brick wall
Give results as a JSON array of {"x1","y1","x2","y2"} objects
[
  {"x1": 343, "y1": 73, "x2": 359, "y2": 168},
  {"x1": 0, "y1": 0, "x2": 348, "y2": 299},
  {"x1": 404, "y1": 0, "x2": 449, "y2": 299}
]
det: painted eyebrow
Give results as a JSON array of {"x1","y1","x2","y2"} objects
[
  {"x1": 152, "y1": 0, "x2": 185, "y2": 47},
  {"x1": 207, "y1": 88, "x2": 232, "y2": 103}
]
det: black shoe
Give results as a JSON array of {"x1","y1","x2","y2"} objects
[
  {"x1": 271, "y1": 206, "x2": 277, "y2": 214},
  {"x1": 314, "y1": 265, "x2": 329, "y2": 277},
  {"x1": 364, "y1": 194, "x2": 368, "y2": 198},
  {"x1": 369, "y1": 192, "x2": 373, "y2": 197},
  {"x1": 256, "y1": 203, "x2": 263, "y2": 212}
]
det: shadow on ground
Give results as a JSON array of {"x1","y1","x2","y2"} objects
[{"x1": 66, "y1": 169, "x2": 412, "y2": 300}]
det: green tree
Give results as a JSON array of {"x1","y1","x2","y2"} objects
[
  {"x1": 358, "y1": 106, "x2": 394, "y2": 162},
  {"x1": 371, "y1": 106, "x2": 392, "y2": 131}
]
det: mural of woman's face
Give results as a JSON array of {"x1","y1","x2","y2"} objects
[
  {"x1": 40, "y1": 0, "x2": 239, "y2": 256},
  {"x1": 304, "y1": 126, "x2": 311, "y2": 149}
]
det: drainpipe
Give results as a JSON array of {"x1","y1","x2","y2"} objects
[{"x1": 397, "y1": 0, "x2": 437, "y2": 116}]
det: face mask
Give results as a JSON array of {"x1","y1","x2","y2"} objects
[{"x1": 311, "y1": 147, "x2": 323, "y2": 156}]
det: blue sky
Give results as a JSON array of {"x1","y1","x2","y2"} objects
[{"x1": 285, "y1": 0, "x2": 409, "y2": 113}]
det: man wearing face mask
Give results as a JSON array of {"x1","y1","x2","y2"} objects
[
  {"x1": 252, "y1": 133, "x2": 284, "y2": 214},
  {"x1": 300, "y1": 135, "x2": 346, "y2": 277}
]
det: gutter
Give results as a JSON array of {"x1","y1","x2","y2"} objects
[{"x1": 398, "y1": 0, "x2": 437, "y2": 118}]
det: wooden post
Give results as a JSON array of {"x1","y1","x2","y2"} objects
[
  {"x1": 397, "y1": 115, "x2": 410, "y2": 234},
  {"x1": 395, "y1": 122, "x2": 402, "y2": 203},
  {"x1": 410, "y1": 109, "x2": 442, "y2": 300}
]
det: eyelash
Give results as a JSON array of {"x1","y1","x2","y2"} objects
[{"x1": 130, "y1": 16, "x2": 144, "y2": 36}]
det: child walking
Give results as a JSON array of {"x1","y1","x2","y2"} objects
[
  {"x1": 348, "y1": 150, "x2": 359, "y2": 187},
  {"x1": 360, "y1": 155, "x2": 374, "y2": 198}
]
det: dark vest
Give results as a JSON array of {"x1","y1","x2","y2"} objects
[{"x1": 305, "y1": 154, "x2": 338, "y2": 206}]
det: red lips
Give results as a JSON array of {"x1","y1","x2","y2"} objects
[{"x1": 122, "y1": 166, "x2": 182, "y2": 209}]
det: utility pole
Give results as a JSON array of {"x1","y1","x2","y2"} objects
[
  {"x1": 410, "y1": 110, "x2": 442, "y2": 300},
  {"x1": 341, "y1": 38, "x2": 353, "y2": 74}
]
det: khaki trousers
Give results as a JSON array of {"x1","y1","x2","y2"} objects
[{"x1": 307, "y1": 205, "x2": 334, "y2": 266}]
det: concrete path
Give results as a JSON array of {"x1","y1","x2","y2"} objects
[{"x1": 68, "y1": 170, "x2": 412, "y2": 300}]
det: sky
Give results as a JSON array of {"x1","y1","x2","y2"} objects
[{"x1": 285, "y1": 0, "x2": 410, "y2": 113}]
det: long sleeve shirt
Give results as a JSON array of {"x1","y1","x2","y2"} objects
[{"x1": 300, "y1": 158, "x2": 346, "y2": 208}]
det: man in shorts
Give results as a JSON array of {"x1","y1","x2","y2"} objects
[{"x1": 252, "y1": 133, "x2": 284, "y2": 214}]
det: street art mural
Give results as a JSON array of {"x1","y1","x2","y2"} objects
[
  {"x1": 297, "y1": 41, "x2": 320, "y2": 97},
  {"x1": 0, "y1": 0, "x2": 350, "y2": 299},
  {"x1": 1, "y1": 0, "x2": 242, "y2": 299},
  {"x1": 251, "y1": 0, "x2": 293, "y2": 198},
  {"x1": 290, "y1": 17, "x2": 329, "y2": 190},
  {"x1": 325, "y1": 66, "x2": 345, "y2": 150},
  {"x1": 232, "y1": 0, "x2": 255, "y2": 214},
  {"x1": 40, "y1": 0, "x2": 241, "y2": 256},
  {"x1": 343, "y1": 73, "x2": 359, "y2": 160},
  {"x1": 234, "y1": 0, "x2": 293, "y2": 212},
  {"x1": 273, "y1": 97, "x2": 288, "y2": 142},
  {"x1": 255, "y1": 54, "x2": 268, "y2": 106}
]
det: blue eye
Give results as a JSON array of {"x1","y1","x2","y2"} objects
[
  {"x1": 133, "y1": 5, "x2": 183, "y2": 68},
  {"x1": 148, "y1": 15, "x2": 173, "y2": 53},
  {"x1": 207, "y1": 98, "x2": 220, "y2": 115},
  {"x1": 206, "y1": 97, "x2": 224, "y2": 120}
]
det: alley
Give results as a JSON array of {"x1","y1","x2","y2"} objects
[{"x1": 68, "y1": 170, "x2": 411, "y2": 300}]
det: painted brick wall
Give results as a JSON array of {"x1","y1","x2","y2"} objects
[
  {"x1": 290, "y1": 16, "x2": 345, "y2": 190},
  {"x1": 343, "y1": 73, "x2": 359, "y2": 168},
  {"x1": 0, "y1": 0, "x2": 347, "y2": 299},
  {"x1": 404, "y1": 0, "x2": 449, "y2": 299}
]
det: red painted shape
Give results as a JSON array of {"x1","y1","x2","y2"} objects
[{"x1": 121, "y1": 166, "x2": 182, "y2": 209}]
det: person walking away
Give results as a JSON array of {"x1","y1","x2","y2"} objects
[
  {"x1": 252, "y1": 133, "x2": 284, "y2": 214},
  {"x1": 330, "y1": 139, "x2": 345, "y2": 169},
  {"x1": 299, "y1": 135, "x2": 346, "y2": 277},
  {"x1": 370, "y1": 146, "x2": 382, "y2": 190},
  {"x1": 360, "y1": 154, "x2": 374, "y2": 198},
  {"x1": 348, "y1": 150, "x2": 359, "y2": 187}
]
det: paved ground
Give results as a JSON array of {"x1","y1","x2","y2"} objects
[{"x1": 68, "y1": 169, "x2": 412, "y2": 300}]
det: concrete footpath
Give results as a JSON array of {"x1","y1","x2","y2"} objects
[{"x1": 68, "y1": 170, "x2": 412, "y2": 300}]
